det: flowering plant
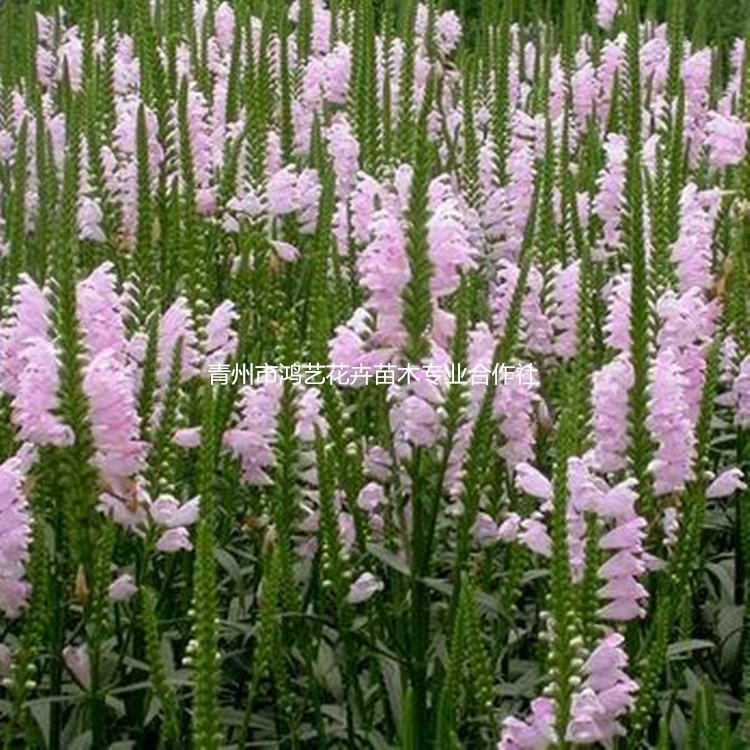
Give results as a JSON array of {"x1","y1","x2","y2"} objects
[{"x1": 0, "y1": 0, "x2": 749, "y2": 747}]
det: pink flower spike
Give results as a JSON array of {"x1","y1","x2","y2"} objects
[
  {"x1": 0, "y1": 448, "x2": 36, "y2": 618},
  {"x1": 705, "y1": 112, "x2": 747, "y2": 168},
  {"x1": 596, "y1": 0, "x2": 620, "y2": 29}
]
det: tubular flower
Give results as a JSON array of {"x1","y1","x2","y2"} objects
[
  {"x1": 347, "y1": 572, "x2": 384, "y2": 604},
  {"x1": 63, "y1": 644, "x2": 91, "y2": 689},
  {"x1": 149, "y1": 493, "x2": 200, "y2": 553}
]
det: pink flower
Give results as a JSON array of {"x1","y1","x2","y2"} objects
[
  {"x1": 436, "y1": 10, "x2": 462, "y2": 55},
  {"x1": 173, "y1": 427, "x2": 202, "y2": 448},
  {"x1": 671, "y1": 185, "x2": 721, "y2": 293},
  {"x1": 347, "y1": 572, "x2": 384, "y2": 604},
  {"x1": 594, "y1": 135, "x2": 628, "y2": 257},
  {"x1": 267, "y1": 166, "x2": 299, "y2": 215},
  {"x1": 474, "y1": 513, "x2": 501, "y2": 547},
  {"x1": 499, "y1": 697, "x2": 557, "y2": 749},
  {"x1": 427, "y1": 183, "x2": 477, "y2": 302},
  {"x1": 323, "y1": 43, "x2": 351, "y2": 104},
  {"x1": 603, "y1": 272, "x2": 631, "y2": 352},
  {"x1": 203, "y1": 300, "x2": 238, "y2": 372},
  {"x1": 149, "y1": 495, "x2": 200, "y2": 528},
  {"x1": 596, "y1": 0, "x2": 620, "y2": 30},
  {"x1": 0, "y1": 447, "x2": 36, "y2": 618},
  {"x1": 350, "y1": 174, "x2": 384, "y2": 244},
  {"x1": 214, "y1": 2, "x2": 235, "y2": 53},
  {"x1": 734, "y1": 356, "x2": 750, "y2": 427},
  {"x1": 77, "y1": 197, "x2": 106, "y2": 243},
  {"x1": 295, "y1": 388, "x2": 328, "y2": 441},
  {"x1": 357, "y1": 209, "x2": 410, "y2": 347},
  {"x1": 76, "y1": 263, "x2": 127, "y2": 361},
  {"x1": 550, "y1": 261, "x2": 581, "y2": 360},
  {"x1": 183, "y1": 84, "x2": 214, "y2": 196},
  {"x1": 270, "y1": 240, "x2": 299, "y2": 263},
  {"x1": 519, "y1": 517, "x2": 552, "y2": 557},
  {"x1": 663, "y1": 507, "x2": 679, "y2": 547},
  {"x1": 223, "y1": 380, "x2": 283, "y2": 485},
  {"x1": 327, "y1": 119, "x2": 360, "y2": 199},
  {"x1": 705, "y1": 112, "x2": 747, "y2": 168},
  {"x1": 567, "y1": 632, "x2": 638, "y2": 743},
  {"x1": 514, "y1": 464, "x2": 553, "y2": 502},
  {"x1": 491, "y1": 260, "x2": 521, "y2": 334},
  {"x1": 656, "y1": 289, "x2": 719, "y2": 424},
  {"x1": 84, "y1": 350, "x2": 147, "y2": 498},
  {"x1": 156, "y1": 527, "x2": 193, "y2": 553},
  {"x1": 498, "y1": 513, "x2": 522, "y2": 542},
  {"x1": 523, "y1": 268, "x2": 554, "y2": 355},
  {"x1": 388, "y1": 389, "x2": 441, "y2": 449},
  {"x1": 63, "y1": 644, "x2": 91, "y2": 689},
  {"x1": 572, "y1": 61, "x2": 597, "y2": 125},
  {"x1": 590, "y1": 355, "x2": 633, "y2": 473},
  {"x1": 157, "y1": 298, "x2": 201, "y2": 385},
  {"x1": 494, "y1": 376, "x2": 539, "y2": 468},
  {"x1": 647, "y1": 347, "x2": 696, "y2": 496},
  {"x1": 57, "y1": 29, "x2": 83, "y2": 90},
  {"x1": 598, "y1": 479, "x2": 638, "y2": 520},
  {"x1": 108, "y1": 574, "x2": 137, "y2": 603},
  {"x1": 0, "y1": 275, "x2": 51, "y2": 397},
  {"x1": 12, "y1": 338, "x2": 73, "y2": 447},
  {"x1": 706, "y1": 468, "x2": 746, "y2": 498}
]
